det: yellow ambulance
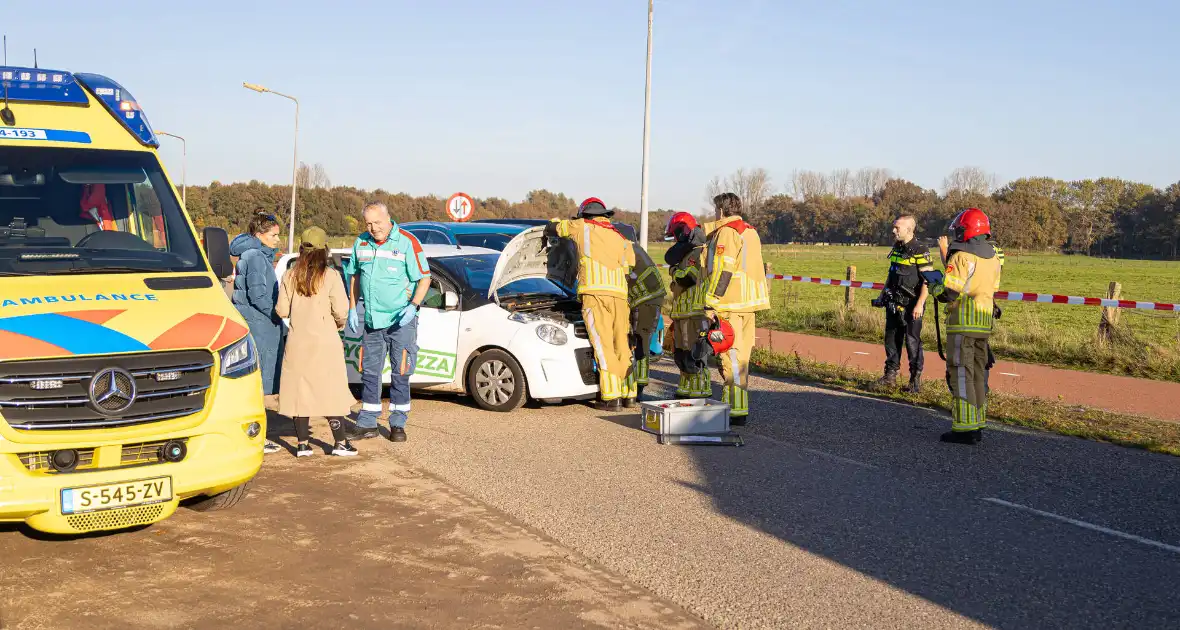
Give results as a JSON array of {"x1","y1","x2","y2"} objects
[{"x1": 0, "y1": 66, "x2": 265, "y2": 534}]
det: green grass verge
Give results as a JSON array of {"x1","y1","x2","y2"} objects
[
  {"x1": 750, "y1": 347, "x2": 1180, "y2": 457},
  {"x1": 647, "y1": 243, "x2": 1180, "y2": 382}
]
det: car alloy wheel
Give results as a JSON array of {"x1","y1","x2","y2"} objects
[{"x1": 476, "y1": 359, "x2": 515, "y2": 406}]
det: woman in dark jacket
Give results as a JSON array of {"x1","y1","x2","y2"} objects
[{"x1": 230, "y1": 213, "x2": 284, "y2": 412}]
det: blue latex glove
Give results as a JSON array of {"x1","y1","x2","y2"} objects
[
  {"x1": 347, "y1": 307, "x2": 359, "y2": 331},
  {"x1": 397, "y1": 303, "x2": 418, "y2": 327}
]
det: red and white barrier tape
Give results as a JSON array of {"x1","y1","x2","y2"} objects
[
  {"x1": 763, "y1": 274, "x2": 1180, "y2": 312},
  {"x1": 653, "y1": 265, "x2": 1176, "y2": 310}
]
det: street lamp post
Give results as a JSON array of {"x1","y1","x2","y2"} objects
[
  {"x1": 243, "y1": 82, "x2": 300, "y2": 254},
  {"x1": 638, "y1": 0, "x2": 654, "y2": 250},
  {"x1": 156, "y1": 131, "x2": 186, "y2": 206}
]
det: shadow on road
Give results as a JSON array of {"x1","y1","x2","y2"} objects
[{"x1": 646, "y1": 365, "x2": 1180, "y2": 628}]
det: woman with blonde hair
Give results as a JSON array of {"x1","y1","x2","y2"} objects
[{"x1": 275, "y1": 227, "x2": 359, "y2": 457}]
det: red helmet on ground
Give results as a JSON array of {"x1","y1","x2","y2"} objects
[
  {"x1": 707, "y1": 318, "x2": 735, "y2": 355},
  {"x1": 664, "y1": 211, "x2": 698, "y2": 241},
  {"x1": 950, "y1": 208, "x2": 991, "y2": 241}
]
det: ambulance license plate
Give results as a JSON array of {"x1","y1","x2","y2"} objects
[{"x1": 61, "y1": 477, "x2": 173, "y2": 515}]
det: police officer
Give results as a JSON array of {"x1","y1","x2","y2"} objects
[
  {"x1": 876, "y1": 214, "x2": 935, "y2": 392},
  {"x1": 929, "y1": 208, "x2": 1002, "y2": 445},
  {"x1": 663, "y1": 212, "x2": 711, "y2": 399},
  {"x1": 342, "y1": 202, "x2": 432, "y2": 443},
  {"x1": 623, "y1": 232, "x2": 667, "y2": 406},
  {"x1": 546, "y1": 198, "x2": 636, "y2": 410},
  {"x1": 702, "y1": 193, "x2": 771, "y2": 425}
]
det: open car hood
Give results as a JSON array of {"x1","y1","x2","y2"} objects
[{"x1": 487, "y1": 226, "x2": 578, "y2": 302}]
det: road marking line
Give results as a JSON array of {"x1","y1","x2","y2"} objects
[
  {"x1": 852, "y1": 351, "x2": 871, "y2": 356},
  {"x1": 997, "y1": 372, "x2": 1021, "y2": 377},
  {"x1": 982, "y1": 498, "x2": 1180, "y2": 555}
]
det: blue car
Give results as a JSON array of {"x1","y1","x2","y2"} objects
[
  {"x1": 400, "y1": 221, "x2": 528, "y2": 251},
  {"x1": 474, "y1": 218, "x2": 639, "y2": 242}
]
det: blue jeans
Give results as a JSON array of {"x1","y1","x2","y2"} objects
[{"x1": 357, "y1": 316, "x2": 418, "y2": 429}]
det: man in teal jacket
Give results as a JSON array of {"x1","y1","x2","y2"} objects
[{"x1": 342, "y1": 202, "x2": 432, "y2": 443}]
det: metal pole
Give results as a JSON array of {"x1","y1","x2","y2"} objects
[
  {"x1": 288, "y1": 97, "x2": 299, "y2": 254},
  {"x1": 638, "y1": 0, "x2": 654, "y2": 250},
  {"x1": 156, "y1": 131, "x2": 186, "y2": 206}
]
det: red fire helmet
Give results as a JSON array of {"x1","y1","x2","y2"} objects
[
  {"x1": 950, "y1": 207, "x2": 991, "y2": 241},
  {"x1": 707, "y1": 318, "x2": 735, "y2": 355},
  {"x1": 664, "y1": 211, "x2": 698, "y2": 240}
]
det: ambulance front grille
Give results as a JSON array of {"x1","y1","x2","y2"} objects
[{"x1": 0, "y1": 350, "x2": 213, "y2": 431}]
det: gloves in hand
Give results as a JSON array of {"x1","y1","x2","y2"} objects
[
  {"x1": 347, "y1": 307, "x2": 359, "y2": 331},
  {"x1": 397, "y1": 303, "x2": 418, "y2": 327}
]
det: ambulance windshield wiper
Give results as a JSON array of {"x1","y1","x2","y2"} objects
[{"x1": 49, "y1": 264, "x2": 168, "y2": 275}]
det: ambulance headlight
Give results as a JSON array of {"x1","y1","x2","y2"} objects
[
  {"x1": 535, "y1": 324, "x2": 568, "y2": 346},
  {"x1": 220, "y1": 335, "x2": 259, "y2": 378}
]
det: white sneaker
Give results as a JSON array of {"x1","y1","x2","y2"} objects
[
  {"x1": 296, "y1": 443, "x2": 315, "y2": 457},
  {"x1": 263, "y1": 440, "x2": 281, "y2": 454},
  {"x1": 331, "y1": 441, "x2": 359, "y2": 457}
]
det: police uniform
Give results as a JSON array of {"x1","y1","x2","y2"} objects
[
  {"x1": 666, "y1": 236, "x2": 711, "y2": 399},
  {"x1": 550, "y1": 216, "x2": 636, "y2": 406},
  {"x1": 930, "y1": 238, "x2": 1002, "y2": 441},
  {"x1": 623, "y1": 245, "x2": 667, "y2": 403},
  {"x1": 342, "y1": 228, "x2": 430, "y2": 434},
  {"x1": 702, "y1": 216, "x2": 771, "y2": 422},
  {"x1": 882, "y1": 238, "x2": 935, "y2": 389}
]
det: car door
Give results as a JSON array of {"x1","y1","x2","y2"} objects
[{"x1": 409, "y1": 274, "x2": 461, "y2": 386}]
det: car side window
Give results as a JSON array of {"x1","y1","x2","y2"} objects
[
  {"x1": 422, "y1": 280, "x2": 444, "y2": 309},
  {"x1": 410, "y1": 229, "x2": 451, "y2": 245}
]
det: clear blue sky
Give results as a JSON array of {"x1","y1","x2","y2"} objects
[{"x1": 6, "y1": 0, "x2": 1178, "y2": 213}]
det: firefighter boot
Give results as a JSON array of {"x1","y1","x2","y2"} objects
[
  {"x1": 906, "y1": 371, "x2": 922, "y2": 393},
  {"x1": 594, "y1": 398, "x2": 621, "y2": 412},
  {"x1": 876, "y1": 368, "x2": 900, "y2": 390}
]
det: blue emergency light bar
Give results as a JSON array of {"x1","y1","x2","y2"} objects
[
  {"x1": 0, "y1": 65, "x2": 160, "y2": 148},
  {"x1": 73, "y1": 73, "x2": 159, "y2": 148},
  {"x1": 0, "y1": 66, "x2": 88, "y2": 105}
]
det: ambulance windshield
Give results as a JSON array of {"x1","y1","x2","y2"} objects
[{"x1": 0, "y1": 146, "x2": 204, "y2": 276}]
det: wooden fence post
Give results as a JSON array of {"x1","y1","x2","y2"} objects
[
  {"x1": 845, "y1": 265, "x2": 856, "y2": 309},
  {"x1": 1098, "y1": 281, "x2": 1121, "y2": 343}
]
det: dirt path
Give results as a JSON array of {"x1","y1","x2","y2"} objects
[
  {"x1": 757, "y1": 329, "x2": 1180, "y2": 421},
  {"x1": 0, "y1": 418, "x2": 704, "y2": 630}
]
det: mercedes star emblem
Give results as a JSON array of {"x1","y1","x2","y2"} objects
[{"x1": 89, "y1": 367, "x2": 137, "y2": 415}]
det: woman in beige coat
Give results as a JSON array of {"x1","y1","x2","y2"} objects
[{"x1": 275, "y1": 226, "x2": 359, "y2": 457}]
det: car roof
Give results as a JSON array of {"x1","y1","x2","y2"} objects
[
  {"x1": 401, "y1": 221, "x2": 527, "y2": 235},
  {"x1": 312, "y1": 244, "x2": 496, "y2": 258}
]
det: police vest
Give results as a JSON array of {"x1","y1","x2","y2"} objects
[{"x1": 886, "y1": 240, "x2": 934, "y2": 305}]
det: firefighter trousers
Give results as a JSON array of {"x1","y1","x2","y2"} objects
[
  {"x1": 945, "y1": 333, "x2": 990, "y2": 432},
  {"x1": 717, "y1": 312, "x2": 756, "y2": 418},
  {"x1": 672, "y1": 316, "x2": 711, "y2": 398},
  {"x1": 582, "y1": 294, "x2": 633, "y2": 402},
  {"x1": 624, "y1": 302, "x2": 662, "y2": 398}
]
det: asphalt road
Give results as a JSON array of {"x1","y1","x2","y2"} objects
[{"x1": 391, "y1": 360, "x2": 1180, "y2": 629}]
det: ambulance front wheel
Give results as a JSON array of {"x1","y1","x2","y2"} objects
[
  {"x1": 185, "y1": 481, "x2": 252, "y2": 513},
  {"x1": 467, "y1": 349, "x2": 528, "y2": 412}
]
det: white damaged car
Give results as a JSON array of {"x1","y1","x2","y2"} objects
[{"x1": 275, "y1": 235, "x2": 597, "y2": 411}]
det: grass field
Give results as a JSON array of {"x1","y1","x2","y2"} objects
[{"x1": 733, "y1": 245, "x2": 1180, "y2": 382}]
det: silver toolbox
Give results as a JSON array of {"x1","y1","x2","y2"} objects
[{"x1": 638, "y1": 398, "x2": 743, "y2": 446}]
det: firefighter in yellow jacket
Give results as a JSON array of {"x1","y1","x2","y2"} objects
[
  {"x1": 623, "y1": 237, "x2": 667, "y2": 406},
  {"x1": 546, "y1": 198, "x2": 637, "y2": 410},
  {"x1": 663, "y1": 212, "x2": 711, "y2": 399},
  {"x1": 929, "y1": 208, "x2": 1003, "y2": 445},
  {"x1": 702, "y1": 193, "x2": 770, "y2": 424}
]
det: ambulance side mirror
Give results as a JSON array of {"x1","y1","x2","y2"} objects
[
  {"x1": 444, "y1": 290, "x2": 459, "y2": 310},
  {"x1": 203, "y1": 227, "x2": 233, "y2": 279}
]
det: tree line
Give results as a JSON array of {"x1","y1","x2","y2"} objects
[{"x1": 182, "y1": 163, "x2": 1180, "y2": 259}]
